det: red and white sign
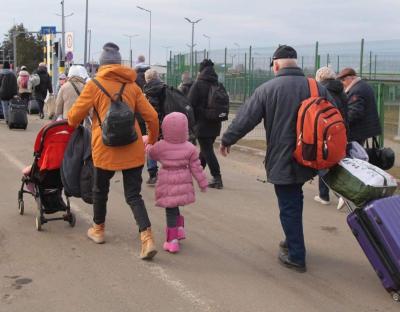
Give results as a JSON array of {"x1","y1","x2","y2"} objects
[{"x1": 65, "y1": 32, "x2": 74, "y2": 53}]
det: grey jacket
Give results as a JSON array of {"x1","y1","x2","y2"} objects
[{"x1": 222, "y1": 67, "x2": 329, "y2": 185}]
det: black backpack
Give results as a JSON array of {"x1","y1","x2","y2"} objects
[
  {"x1": 164, "y1": 86, "x2": 196, "y2": 141},
  {"x1": 0, "y1": 71, "x2": 18, "y2": 100},
  {"x1": 205, "y1": 82, "x2": 229, "y2": 121},
  {"x1": 92, "y1": 79, "x2": 137, "y2": 147}
]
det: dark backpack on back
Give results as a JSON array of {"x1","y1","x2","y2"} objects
[
  {"x1": 92, "y1": 79, "x2": 137, "y2": 147},
  {"x1": 205, "y1": 82, "x2": 229, "y2": 121},
  {"x1": 0, "y1": 72, "x2": 18, "y2": 100},
  {"x1": 163, "y1": 86, "x2": 196, "y2": 141}
]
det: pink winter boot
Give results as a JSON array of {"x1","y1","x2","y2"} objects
[
  {"x1": 177, "y1": 215, "x2": 185, "y2": 240},
  {"x1": 163, "y1": 227, "x2": 180, "y2": 253}
]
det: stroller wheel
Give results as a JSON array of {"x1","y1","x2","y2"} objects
[
  {"x1": 18, "y1": 200, "x2": 24, "y2": 215},
  {"x1": 35, "y1": 215, "x2": 42, "y2": 231},
  {"x1": 68, "y1": 213, "x2": 76, "y2": 228}
]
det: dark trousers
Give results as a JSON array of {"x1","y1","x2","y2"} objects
[
  {"x1": 37, "y1": 98, "x2": 45, "y2": 115},
  {"x1": 165, "y1": 207, "x2": 180, "y2": 228},
  {"x1": 93, "y1": 166, "x2": 151, "y2": 231},
  {"x1": 274, "y1": 183, "x2": 306, "y2": 265},
  {"x1": 198, "y1": 137, "x2": 221, "y2": 178},
  {"x1": 20, "y1": 93, "x2": 31, "y2": 106},
  {"x1": 318, "y1": 171, "x2": 330, "y2": 201}
]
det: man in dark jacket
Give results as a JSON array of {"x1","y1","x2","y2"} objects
[
  {"x1": 135, "y1": 55, "x2": 150, "y2": 135},
  {"x1": 33, "y1": 63, "x2": 53, "y2": 119},
  {"x1": 337, "y1": 68, "x2": 381, "y2": 144},
  {"x1": 143, "y1": 68, "x2": 166, "y2": 185},
  {"x1": 220, "y1": 46, "x2": 330, "y2": 273},
  {"x1": 188, "y1": 59, "x2": 223, "y2": 189},
  {"x1": 0, "y1": 61, "x2": 18, "y2": 123}
]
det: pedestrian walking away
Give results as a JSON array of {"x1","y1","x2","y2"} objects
[
  {"x1": 147, "y1": 112, "x2": 208, "y2": 253},
  {"x1": 314, "y1": 66, "x2": 349, "y2": 206},
  {"x1": 220, "y1": 45, "x2": 331, "y2": 273},
  {"x1": 178, "y1": 71, "x2": 193, "y2": 97},
  {"x1": 337, "y1": 67, "x2": 381, "y2": 145},
  {"x1": 55, "y1": 65, "x2": 88, "y2": 120},
  {"x1": 67, "y1": 42, "x2": 160, "y2": 260},
  {"x1": 143, "y1": 68, "x2": 166, "y2": 185},
  {"x1": 0, "y1": 61, "x2": 18, "y2": 123},
  {"x1": 17, "y1": 65, "x2": 32, "y2": 106},
  {"x1": 188, "y1": 59, "x2": 224, "y2": 189},
  {"x1": 33, "y1": 62, "x2": 53, "y2": 119},
  {"x1": 134, "y1": 54, "x2": 150, "y2": 136}
]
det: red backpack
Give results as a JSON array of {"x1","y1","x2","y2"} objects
[
  {"x1": 19, "y1": 74, "x2": 29, "y2": 89},
  {"x1": 294, "y1": 78, "x2": 347, "y2": 170}
]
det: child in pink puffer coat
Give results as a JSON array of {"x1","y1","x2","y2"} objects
[{"x1": 147, "y1": 112, "x2": 208, "y2": 253}]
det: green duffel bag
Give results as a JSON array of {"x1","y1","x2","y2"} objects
[{"x1": 323, "y1": 158, "x2": 397, "y2": 207}]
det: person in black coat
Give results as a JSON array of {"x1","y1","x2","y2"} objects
[
  {"x1": 143, "y1": 69, "x2": 166, "y2": 185},
  {"x1": 0, "y1": 61, "x2": 18, "y2": 123},
  {"x1": 188, "y1": 59, "x2": 223, "y2": 189},
  {"x1": 33, "y1": 63, "x2": 53, "y2": 119},
  {"x1": 337, "y1": 67, "x2": 381, "y2": 144},
  {"x1": 134, "y1": 55, "x2": 150, "y2": 135},
  {"x1": 314, "y1": 66, "x2": 348, "y2": 206}
]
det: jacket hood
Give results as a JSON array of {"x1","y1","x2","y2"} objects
[
  {"x1": 37, "y1": 66, "x2": 48, "y2": 74},
  {"x1": 19, "y1": 70, "x2": 29, "y2": 77},
  {"x1": 275, "y1": 67, "x2": 304, "y2": 78},
  {"x1": 143, "y1": 79, "x2": 165, "y2": 97},
  {"x1": 198, "y1": 66, "x2": 218, "y2": 83},
  {"x1": 162, "y1": 112, "x2": 189, "y2": 144},
  {"x1": 322, "y1": 79, "x2": 344, "y2": 94},
  {"x1": 69, "y1": 76, "x2": 86, "y2": 85},
  {"x1": 96, "y1": 64, "x2": 137, "y2": 83}
]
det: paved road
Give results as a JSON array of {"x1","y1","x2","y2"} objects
[{"x1": 0, "y1": 116, "x2": 398, "y2": 312}]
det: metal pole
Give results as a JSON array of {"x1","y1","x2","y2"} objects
[
  {"x1": 369, "y1": 51, "x2": 372, "y2": 80},
  {"x1": 88, "y1": 29, "x2": 92, "y2": 64},
  {"x1": 191, "y1": 22, "x2": 194, "y2": 76},
  {"x1": 359, "y1": 38, "x2": 364, "y2": 77},
  {"x1": 149, "y1": 10, "x2": 152, "y2": 66},
  {"x1": 314, "y1": 41, "x2": 319, "y2": 74},
  {"x1": 61, "y1": 0, "x2": 65, "y2": 61},
  {"x1": 374, "y1": 55, "x2": 377, "y2": 79},
  {"x1": 13, "y1": 31, "x2": 17, "y2": 70},
  {"x1": 84, "y1": 0, "x2": 89, "y2": 65},
  {"x1": 337, "y1": 55, "x2": 340, "y2": 73}
]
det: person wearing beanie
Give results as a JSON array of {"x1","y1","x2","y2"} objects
[
  {"x1": 313, "y1": 66, "x2": 349, "y2": 207},
  {"x1": 188, "y1": 59, "x2": 224, "y2": 189},
  {"x1": 67, "y1": 42, "x2": 160, "y2": 260},
  {"x1": 33, "y1": 63, "x2": 53, "y2": 119},
  {"x1": 17, "y1": 65, "x2": 31, "y2": 106},
  {"x1": 0, "y1": 61, "x2": 18, "y2": 122},
  {"x1": 337, "y1": 67, "x2": 381, "y2": 144}
]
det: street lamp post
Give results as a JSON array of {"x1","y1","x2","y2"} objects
[
  {"x1": 84, "y1": 0, "x2": 89, "y2": 65},
  {"x1": 234, "y1": 42, "x2": 240, "y2": 66},
  {"x1": 124, "y1": 34, "x2": 139, "y2": 68},
  {"x1": 185, "y1": 17, "x2": 202, "y2": 78},
  {"x1": 162, "y1": 46, "x2": 172, "y2": 66},
  {"x1": 58, "y1": 1, "x2": 74, "y2": 62},
  {"x1": 137, "y1": 6, "x2": 152, "y2": 66},
  {"x1": 203, "y1": 34, "x2": 211, "y2": 52}
]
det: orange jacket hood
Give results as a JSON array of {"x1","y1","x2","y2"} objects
[{"x1": 96, "y1": 64, "x2": 137, "y2": 84}]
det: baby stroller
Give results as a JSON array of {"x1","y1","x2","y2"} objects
[{"x1": 18, "y1": 120, "x2": 76, "y2": 231}]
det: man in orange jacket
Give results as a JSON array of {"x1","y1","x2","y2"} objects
[{"x1": 68, "y1": 42, "x2": 160, "y2": 260}]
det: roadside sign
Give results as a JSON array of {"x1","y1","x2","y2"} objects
[
  {"x1": 65, "y1": 32, "x2": 74, "y2": 52},
  {"x1": 66, "y1": 51, "x2": 74, "y2": 62},
  {"x1": 40, "y1": 26, "x2": 57, "y2": 35}
]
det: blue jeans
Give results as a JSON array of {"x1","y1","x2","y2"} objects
[
  {"x1": 1, "y1": 100, "x2": 10, "y2": 122},
  {"x1": 274, "y1": 183, "x2": 306, "y2": 265},
  {"x1": 147, "y1": 157, "x2": 158, "y2": 177}
]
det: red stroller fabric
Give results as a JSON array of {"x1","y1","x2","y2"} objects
[{"x1": 33, "y1": 121, "x2": 75, "y2": 171}]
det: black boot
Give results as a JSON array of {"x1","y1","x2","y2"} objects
[
  {"x1": 209, "y1": 176, "x2": 223, "y2": 189},
  {"x1": 278, "y1": 252, "x2": 307, "y2": 273}
]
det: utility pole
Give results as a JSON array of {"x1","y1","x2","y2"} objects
[
  {"x1": 88, "y1": 29, "x2": 92, "y2": 64},
  {"x1": 57, "y1": 1, "x2": 73, "y2": 63},
  {"x1": 184, "y1": 17, "x2": 202, "y2": 78},
  {"x1": 84, "y1": 0, "x2": 89, "y2": 65},
  {"x1": 124, "y1": 34, "x2": 139, "y2": 68},
  {"x1": 203, "y1": 34, "x2": 211, "y2": 52},
  {"x1": 137, "y1": 6, "x2": 152, "y2": 66},
  {"x1": 162, "y1": 46, "x2": 172, "y2": 66}
]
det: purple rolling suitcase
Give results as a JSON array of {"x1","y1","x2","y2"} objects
[{"x1": 347, "y1": 196, "x2": 400, "y2": 302}]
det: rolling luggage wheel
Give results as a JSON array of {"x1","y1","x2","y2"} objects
[
  {"x1": 65, "y1": 213, "x2": 76, "y2": 227},
  {"x1": 392, "y1": 292, "x2": 400, "y2": 302}
]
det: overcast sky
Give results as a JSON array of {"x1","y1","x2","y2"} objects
[{"x1": 1, "y1": 0, "x2": 399, "y2": 65}]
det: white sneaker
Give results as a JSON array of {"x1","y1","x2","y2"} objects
[
  {"x1": 314, "y1": 195, "x2": 331, "y2": 205},
  {"x1": 337, "y1": 197, "x2": 345, "y2": 210}
]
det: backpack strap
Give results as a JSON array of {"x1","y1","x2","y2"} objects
[
  {"x1": 92, "y1": 78, "x2": 113, "y2": 99},
  {"x1": 70, "y1": 81, "x2": 81, "y2": 96},
  {"x1": 307, "y1": 78, "x2": 319, "y2": 98}
]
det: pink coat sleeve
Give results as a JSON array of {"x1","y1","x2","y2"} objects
[
  {"x1": 189, "y1": 149, "x2": 208, "y2": 190},
  {"x1": 148, "y1": 141, "x2": 163, "y2": 161}
]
